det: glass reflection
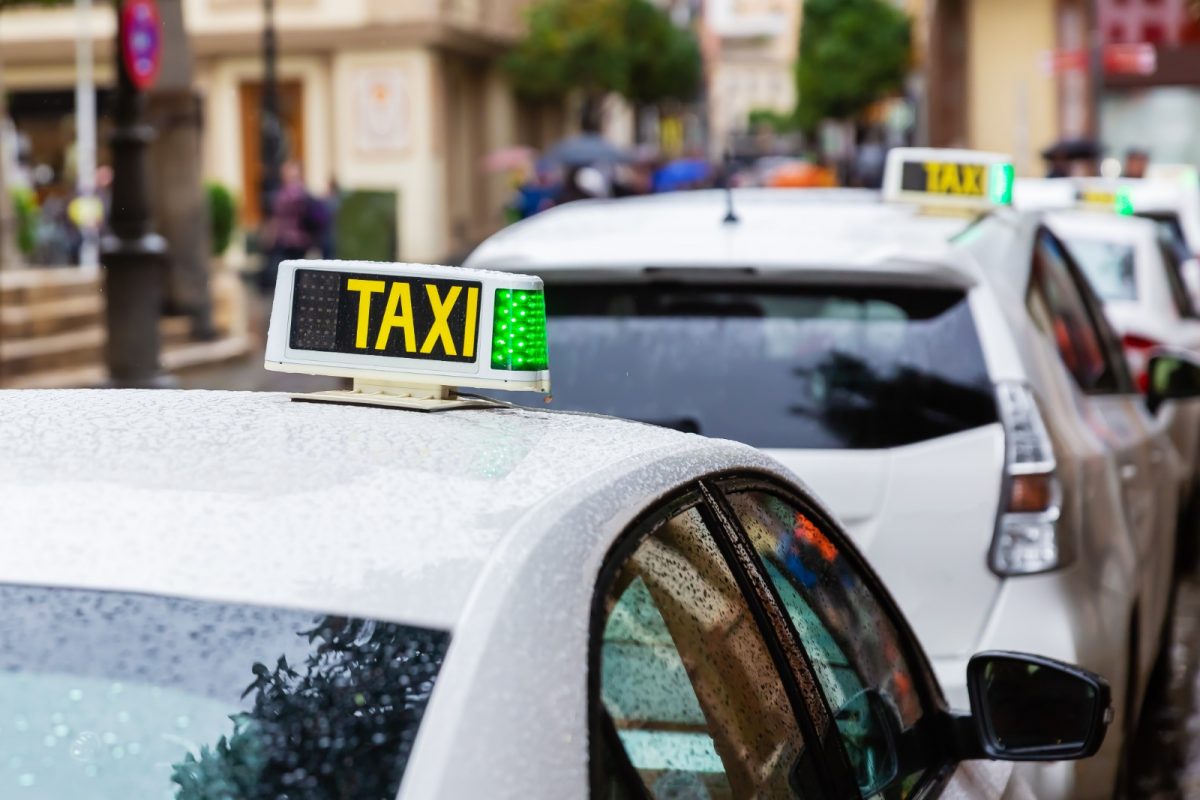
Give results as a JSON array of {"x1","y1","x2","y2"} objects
[{"x1": 0, "y1": 585, "x2": 449, "y2": 799}]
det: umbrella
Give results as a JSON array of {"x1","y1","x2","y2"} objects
[
  {"x1": 1040, "y1": 138, "x2": 1102, "y2": 161},
  {"x1": 653, "y1": 159, "x2": 712, "y2": 192},
  {"x1": 545, "y1": 133, "x2": 629, "y2": 167}
]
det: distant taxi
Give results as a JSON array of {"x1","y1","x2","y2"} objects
[
  {"x1": 0, "y1": 262, "x2": 1112, "y2": 799},
  {"x1": 1042, "y1": 209, "x2": 1200, "y2": 522},
  {"x1": 465, "y1": 150, "x2": 1200, "y2": 798},
  {"x1": 1017, "y1": 174, "x2": 1200, "y2": 306}
]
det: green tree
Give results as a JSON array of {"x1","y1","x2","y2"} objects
[
  {"x1": 794, "y1": 0, "x2": 911, "y2": 131},
  {"x1": 205, "y1": 182, "x2": 236, "y2": 257},
  {"x1": 505, "y1": 0, "x2": 701, "y2": 117}
]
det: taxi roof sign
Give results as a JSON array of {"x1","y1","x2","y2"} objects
[
  {"x1": 266, "y1": 260, "x2": 550, "y2": 407},
  {"x1": 1071, "y1": 179, "x2": 1136, "y2": 215},
  {"x1": 883, "y1": 147, "x2": 1015, "y2": 211},
  {"x1": 1146, "y1": 163, "x2": 1200, "y2": 188}
]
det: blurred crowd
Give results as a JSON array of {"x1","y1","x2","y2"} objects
[{"x1": 494, "y1": 121, "x2": 842, "y2": 224}]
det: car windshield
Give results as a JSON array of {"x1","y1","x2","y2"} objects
[
  {"x1": 0, "y1": 584, "x2": 449, "y2": 799},
  {"x1": 1065, "y1": 237, "x2": 1138, "y2": 302},
  {"x1": 507, "y1": 282, "x2": 997, "y2": 449}
]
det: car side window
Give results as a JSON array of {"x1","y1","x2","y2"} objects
[
  {"x1": 1155, "y1": 232, "x2": 1198, "y2": 318},
  {"x1": 725, "y1": 488, "x2": 932, "y2": 800},
  {"x1": 594, "y1": 503, "x2": 817, "y2": 799},
  {"x1": 1027, "y1": 230, "x2": 1123, "y2": 395}
]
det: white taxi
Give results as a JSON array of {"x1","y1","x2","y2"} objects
[
  {"x1": 1017, "y1": 175, "x2": 1200, "y2": 306},
  {"x1": 1041, "y1": 209, "x2": 1200, "y2": 524},
  {"x1": 465, "y1": 150, "x2": 1200, "y2": 798},
  {"x1": 0, "y1": 262, "x2": 1112, "y2": 800}
]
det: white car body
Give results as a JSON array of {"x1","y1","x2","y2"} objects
[
  {"x1": 1016, "y1": 176, "x2": 1200, "y2": 306},
  {"x1": 467, "y1": 191, "x2": 1181, "y2": 798},
  {"x1": 0, "y1": 389, "x2": 1040, "y2": 799},
  {"x1": 1045, "y1": 210, "x2": 1200, "y2": 502}
]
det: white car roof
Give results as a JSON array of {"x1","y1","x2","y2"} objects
[
  {"x1": 0, "y1": 389, "x2": 774, "y2": 631},
  {"x1": 1015, "y1": 176, "x2": 1187, "y2": 214},
  {"x1": 1044, "y1": 208, "x2": 1158, "y2": 244},
  {"x1": 465, "y1": 190, "x2": 979, "y2": 287}
]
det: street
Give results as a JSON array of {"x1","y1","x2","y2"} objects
[{"x1": 1135, "y1": 570, "x2": 1200, "y2": 799}]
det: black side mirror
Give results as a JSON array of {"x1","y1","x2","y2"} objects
[
  {"x1": 964, "y1": 651, "x2": 1112, "y2": 761},
  {"x1": 1147, "y1": 348, "x2": 1200, "y2": 414}
]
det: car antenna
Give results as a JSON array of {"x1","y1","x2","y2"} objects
[{"x1": 723, "y1": 151, "x2": 740, "y2": 225}]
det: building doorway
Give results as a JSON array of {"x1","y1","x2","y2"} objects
[{"x1": 238, "y1": 79, "x2": 305, "y2": 227}]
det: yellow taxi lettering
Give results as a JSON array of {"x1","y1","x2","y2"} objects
[
  {"x1": 938, "y1": 164, "x2": 961, "y2": 194},
  {"x1": 923, "y1": 163, "x2": 943, "y2": 193},
  {"x1": 420, "y1": 284, "x2": 463, "y2": 356},
  {"x1": 375, "y1": 281, "x2": 416, "y2": 352},
  {"x1": 960, "y1": 165, "x2": 984, "y2": 195},
  {"x1": 922, "y1": 162, "x2": 985, "y2": 196},
  {"x1": 346, "y1": 279, "x2": 386, "y2": 349},
  {"x1": 462, "y1": 286, "x2": 479, "y2": 358}
]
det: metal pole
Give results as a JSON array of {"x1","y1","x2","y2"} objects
[
  {"x1": 260, "y1": 0, "x2": 282, "y2": 219},
  {"x1": 76, "y1": 0, "x2": 100, "y2": 271},
  {"x1": 101, "y1": 0, "x2": 172, "y2": 388}
]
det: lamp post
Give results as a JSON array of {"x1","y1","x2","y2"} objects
[
  {"x1": 101, "y1": 0, "x2": 172, "y2": 387},
  {"x1": 260, "y1": 0, "x2": 282, "y2": 219}
]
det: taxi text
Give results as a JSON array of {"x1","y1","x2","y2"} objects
[{"x1": 347, "y1": 278, "x2": 480, "y2": 358}]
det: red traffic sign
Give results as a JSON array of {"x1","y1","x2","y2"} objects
[{"x1": 121, "y1": 0, "x2": 162, "y2": 92}]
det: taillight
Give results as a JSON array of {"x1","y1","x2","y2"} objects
[
  {"x1": 990, "y1": 383, "x2": 1067, "y2": 576},
  {"x1": 1122, "y1": 333, "x2": 1161, "y2": 394}
]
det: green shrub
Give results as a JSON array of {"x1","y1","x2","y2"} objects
[
  {"x1": 748, "y1": 108, "x2": 798, "y2": 134},
  {"x1": 10, "y1": 187, "x2": 37, "y2": 255},
  {"x1": 206, "y1": 182, "x2": 237, "y2": 257}
]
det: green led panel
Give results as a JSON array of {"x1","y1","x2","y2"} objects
[
  {"x1": 1115, "y1": 188, "x2": 1135, "y2": 216},
  {"x1": 491, "y1": 288, "x2": 549, "y2": 371},
  {"x1": 988, "y1": 163, "x2": 1015, "y2": 206}
]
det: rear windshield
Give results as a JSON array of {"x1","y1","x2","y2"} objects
[
  {"x1": 0, "y1": 585, "x2": 449, "y2": 798},
  {"x1": 1066, "y1": 238, "x2": 1138, "y2": 302},
  {"x1": 509, "y1": 283, "x2": 997, "y2": 449}
]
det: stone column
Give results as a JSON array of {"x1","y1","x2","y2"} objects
[{"x1": 147, "y1": 0, "x2": 215, "y2": 338}]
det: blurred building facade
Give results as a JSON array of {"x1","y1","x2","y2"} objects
[
  {"x1": 918, "y1": 0, "x2": 1200, "y2": 175},
  {"x1": 702, "y1": 0, "x2": 801, "y2": 158},
  {"x1": 1, "y1": 0, "x2": 566, "y2": 263},
  {"x1": 1098, "y1": 0, "x2": 1200, "y2": 168},
  {"x1": 919, "y1": 0, "x2": 1095, "y2": 175}
]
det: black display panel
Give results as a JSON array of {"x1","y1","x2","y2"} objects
[
  {"x1": 289, "y1": 268, "x2": 482, "y2": 363},
  {"x1": 900, "y1": 161, "x2": 988, "y2": 197}
]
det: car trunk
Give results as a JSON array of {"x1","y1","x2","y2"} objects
[{"x1": 502, "y1": 277, "x2": 1007, "y2": 657}]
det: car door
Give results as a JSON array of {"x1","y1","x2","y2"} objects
[
  {"x1": 589, "y1": 489, "x2": 845, "y2": 799},
  {"x1": 589, "y1": 482, "x2": 1015, "y2": 800},
  {"x1": 1025, "y1": 228, "x2": 1177, "y2": 678}
]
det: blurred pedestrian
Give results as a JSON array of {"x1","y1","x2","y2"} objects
[
  {"x1": 1124, "y1": 147, "x2": 1150, "y2": 179},
  {"x1": 1041, "y1": 139, "x2": 1101, "y2": 178},
  {"x1": 260, "y1": 161, "x2": 315, "y2": 291},
  {"x1": 556, "y1": 166, "x2": 611, "y2": 204},
  {"x1": 318, "y1": 178, "x2": 341, "y2": 259},
  {"x1": 853, "y1": 131, "x2": 886, "y2": 188},
  {"x1": 1044, "y1": 148, "x2": 1071, "y2": 179}
]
